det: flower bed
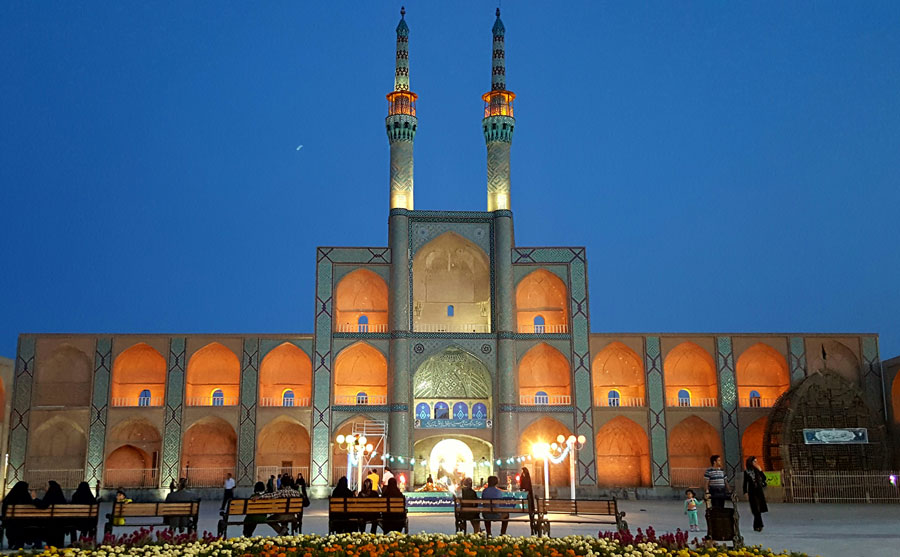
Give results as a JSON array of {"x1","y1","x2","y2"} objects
[{"x1": 14, "y1": 531, "x2": 810, "y2": 557}]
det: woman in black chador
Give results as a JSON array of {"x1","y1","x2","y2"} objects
[
  {"x1": 35, "y1": 481, "x2": 68, "y2": 548},
  {"x1": 742, "y1": 456, "x2": 768, "y2": 532},
  {"x1": 2, "y1": 481, "x2": 35, "y2": 549}
]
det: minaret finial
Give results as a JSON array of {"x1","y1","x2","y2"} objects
[
  {"x1": 483, "y1": 9, "x2": 515, "y2": 211},
  {"x1": 387, "y1": 7, "x2": 417, "y2": 211}
]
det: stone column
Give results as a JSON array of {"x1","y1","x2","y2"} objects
[
  {"x1": 237, "y1": 337, "x2": 260, "y2": 487},
  {"x1": 85, "y1": 337, "x2": 112, "y2": 486},
  {"x1": 161, "y1": 337, "x2": 186, "y2": 488},
  {"x1": 494, "y1": 211, "x2": 517, "y2": 476},
  {"x1": 388, "y1": 210, "x2": 411, "y2": 479}
]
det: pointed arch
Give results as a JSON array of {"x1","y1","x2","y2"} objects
[
  {"x1": 256, "y1": 416, "x2": 310, "y2": 474},
  {"x1": 259, "y1": 343, "x2": 312, "y2": 406},
  {"x1": 519, "y1": 417, "x2": 572, "y2": 487},
  {"x1": 333, "y1": 342, "x2": 387, "y2": 405},
  {"x1": 592, "y1": 342, "x2": 645, "y2": 407},
  {"x1": 27, "y1": 416, "x2": 87, "y2": 471},
  {"x1": 736, "y1": 343, "x2": 789, "y2": 407},
  {"x1": 515, "y1": 269, "x2": 568, "y2": 333},
  {"x1": 663, "y1": 342, "x2": 718, "y2": 407},
  {"x1": 185, "y1": 342, "x2": 240, "y2": 406},
  {"x1": 412, "y1": 231, "x2": 491, "y2": 332},
  {"x1": 34, "y1": 344, "x2": 93, "y2": 407},
  {"x1": 892, "y1": 374, "x2": 900, "y2": 425},
  {"x1": 741, "y1": 417, "x2": 767, "y2": 464},
  {"x1": 668, "y1": 416, "x2": 723, "y2": 485},
  {"x1": 181, "y1": 416, "x2": 236, "y2": 485},
  {"x1": 807, "y1": 340, "x2": 860, "y2": 384},
  {"x1": 334, "y1": 268, "x2": 388, "y2": 332},
  {"x1": 595, "y1": 417, "x2": 650, "y2": 487},
  {"x1": 111, "y1": 343, "x2": 166, "y2": 406},
  {"x1": 518, "y1": 343, "x2": 570, "y2": 404}
]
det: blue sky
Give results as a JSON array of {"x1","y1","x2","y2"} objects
[{"x1": 2, "y1": 1, "x2": 899, "y2": 359}]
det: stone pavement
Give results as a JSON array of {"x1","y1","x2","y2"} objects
[{"x1": 105, "y1": 499, "x2": 897, "y2": 557}]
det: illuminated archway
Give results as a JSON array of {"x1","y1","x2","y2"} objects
[
  {"x1": 663, "y1": 342, "x2": 717, "y2": 407},
  {"x1": 111, "y1": 343, "x2": 166, "y2": 407},
  {"x1": 27, "y1": 416, "x2": 87, "y2": 472},
  {"x1": 595, "y1": 417, "x2": 650, "y2": 487},
  {"x1": 185, "y1": 342, "x2": 240, "y2": 406},
  {"x1": 181, "y1": 416, "x2": 236, "y2": 486},
  {"x1": 412, "y1": 232, "x2": 491, "y2": 332},
  {"x1": 259, "y1": 343, "x2": 312, "y2": 406},
  {"x1": 592, "y1": 342, "x2": 645, "y2": 407},
  {"x1": 516, "y1": 269, "x2": 568, "y2": 333},
  {"x1": 518, "y1": 343, "x2": 570, "y2": 405},
  {"x1": 106, "y1": 445, "x2": 156, "y2": 487},
  {"x1": 735, "y1": 343, "x2": 789, "y2": 407},
  {"x1": 807, "y1": 340, "x2": 860, "y2": 384},
  {"x1": 334, "y1": 269, "x2": 388, "y2": 332},
  {"x1": 741, "y1": 417, "x2": 767, "y2": 464},
  {"x1": 34, "y1": 344, "x2": 93, "y2": 407},
  {"x1": 333, "y1": 342, "x2": 387, "y2": 405},
  {"x1": 519, "y1": 417, "x2": 572, "y2": 487},
  {"x1": 256, "y1": 417, "x2": 310, "y2": 477},
  {"x1": 668, "y1": 416, "x2": 723, "y2": 486}
]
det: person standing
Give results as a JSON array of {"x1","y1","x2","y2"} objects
[
  {"x1": 701, "y1": 454, "x2": 730, "y2": 508},
  {"x1": 742, "y1": 456, "x2": 768, "y2": 532},
  {"x1": 221, "y1": 473, "x2": 236, "y2": 510},
  {"x1": 382, "y1": 466, "x2": 394, "y2": 489},
  {"x1": 683, "y1": 489, "x2": 704, "y2": 532},
  {"x1": 266, "y1": 475, "x2": 276, "y2": 493},
  {"x1": 519, "y1": 467, "x2": 535, "y2": 511}
]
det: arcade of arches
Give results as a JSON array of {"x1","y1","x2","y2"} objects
[
  {"x1": 333, "y1": 343, "x2": 387, "y2": 403},
  {"x1": 27, "y1": 417, "x2": 87, "y2": 471},
  {"x1": 663, "y1": 342, "x2": 718, "y2": 406},
  {"x1": 259, "y1": 343, "x2": 312, "y2": 405},
  {"x1": 595, "y1": 417, "x2": 650, "y2": 487},
  {"x1": 592, "y1": 342, "x2": 645, "y2": 406},
  {"x1": 185, "y1": 342, "x2": 240, "y2": 405},
  {"x1": 735, "y1": 343, "x2": 789, "y2": 406},
  {"x1": 111, "y1": 343, "x2": 166, "y2": 406},
  {"x1": 181, "y1": 416, "x2": 237, "y2": 472},
  {"x1": 519, "y1": 417, "x2": 572, "y2": 488},
  {"x1": 333, "y1": 269, "x2": 388, "y2": 332},
  {"x1": 412, "y1": 232, "x2": 491, "y2": 332},
  {"x1": 515, "y1": 269, "x2": 568, "y2": 333},
  {"x1": 668, "y1": 416, "x2": 723, "y2": 471},
  {"x1": 517, "y1": 343, "x2": 570, "y2": 403},
  {"x1": 256, "y1": 417, "x2": 310, "y2": 472},
  {"x1": 34, "y1": 345, "x2": 93, "y2": 407}
]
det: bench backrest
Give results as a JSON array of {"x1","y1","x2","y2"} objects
[
  {"x1": 111, "y1": 501, "x2": 200, "y2": 518},
  {"x1": 3, "y1": 504, "x2": 100, "y2": 519},
  {"x1": 537, "y1": 498, "x2": 618, "y2": 515},
  {"x1": 226, "y1": 498, "x2": 304, "y2": 516},
  {"x1": 329, "y1": 497, "x2": 406, "y2": 514},
  {"x1": 455, "y1": 498, "x2": 531, "y2": 514}
]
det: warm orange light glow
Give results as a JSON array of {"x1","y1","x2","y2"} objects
[
  {"x1": 333, "y1": 342, "x2": 388, "y2": 401},
  {"x1": 334, "y1": 269, "x2": 389, "y2": 332},
  {"x1": 515, "y1": 269, "x2": 568, "y2": 332},
  {"x1": 185, "y1": 342, "x2": 240, "y2": 405},
  {"x1": 518, "y1": 343, "x2": 571, "y2": 400},
  {"x1": 482, "y1": 90, "x2": 515, "y2": 117},
  {"x1": 595, "y1": 416, "x2": 650, "y2": 487},
  {"x1": 387, "y1": 91, "x2": 418, "y2": 116},
  {"x1": 111, "y1": 343, "x2": 166, "y2": 405},
  {"x1": 259, "y1": 342, "x2": 312, "y2": 403},
  {"x1": 592, "y1": 342, "x2": 645, "y2": 405},
  {"x1": 663, "y1": 342, "x2": 718, "y2": 405},
  {"x1": 532, "y1": 442, "x2": 550, "y2": 459},
  {"x1": 736, "y1": 343, "x2": 790, "y2": 404}
]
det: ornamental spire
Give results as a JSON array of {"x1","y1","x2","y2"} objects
[
  {"x1": 387, "y1": 6, "x2": 417, "y2": 210},
  {"x1": 483, "y1": 8, "x2": 515, "y2": 212},
  {"x1": 491, "y1": 8, "x2": 506, "y2": 91},
  {"x1": 394, "y1": 6, "x2": 410, "y2": 91}
]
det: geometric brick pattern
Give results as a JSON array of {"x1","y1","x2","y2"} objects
[
  {"x1": 789, "y1": 336, "x2": 807, "y2": 385},
  {"x1": 85, "y1": 337, "x2": 112, "y2": 486},
  {"x1": 5, "y1": 336, "x2": 35, "y2": 487},
  {"x1": 161, "y1": 337, "x2": 186, "y2": 488},
  {"x1": 643, "y1": 336, "x2": 670, "y2": 486},
  {"x1": 715, "y1": 336, "x2": 740, "y2": 481},
  {"x1": 860, "y1": 336, "x2": 884, "y2": 420},
  {"x1": 237, "y1": 337, "x2": 260, "y2": 486}
]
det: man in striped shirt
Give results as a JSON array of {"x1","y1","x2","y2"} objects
[{"x1": 702, "y1": 454, "x2": 730, "y2": 508}]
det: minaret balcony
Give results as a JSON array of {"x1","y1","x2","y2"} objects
[
  {"x1": 482, "y1": 90, "x2": 515, "y2": 118},
  {"x1": 387, "y1": 91, "x2": 417, "y2": 116}
]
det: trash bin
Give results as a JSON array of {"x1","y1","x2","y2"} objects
[{"x1": 704, "y1": 494, "x2": 743, "y2": 547}]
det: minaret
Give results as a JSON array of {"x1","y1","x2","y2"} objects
[
  {"x1": 484, "y1": 8, "x2": 515, "y2": 211},
  {"x1": 387, "y1": 7, "x2": 417, "y2": 210}
]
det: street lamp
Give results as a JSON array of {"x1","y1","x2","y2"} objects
[
  {"x1": 336, "y1": 434, "x2": 374, "y2": 492},
  {"x1": 531, "y1": 442, "x2": 551, "y2": 499},
  {"x1": 557, "y1": 434, "x2": 587, "y2": 500}
]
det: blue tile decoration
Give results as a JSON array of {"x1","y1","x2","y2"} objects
[
  {"x1": 861, "y1": 336, "x2": 884, "y2": 419},
  {"x1": 789, "y1": 336, "x2": 807, "y2": 385},
  {"x1": 85, "y1": 337, "x2": 112, "y2": 486},
  {"x1": 644, "y1": 336, "x2": 669, "y2": 486},
  {"x1": 161, "y1": 337, "x2": 186, "y2": 487},
  {"x1": 715, "y1": 336, "x2": 740, "y2": 481},
  {"x1": 415, "y1": 418, "x2": 489, "y2": 429},
  {"x1": 237, "y1": 337, "x2": 259, "y2": 486},
  {"x1": 5, "y1": 336, "x2": 35, "y2": 487}
]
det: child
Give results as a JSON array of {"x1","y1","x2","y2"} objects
[
  {"x1": 113, "y1": 489, "x2": 132, "y2": 526},
  {"x1": 683, "y1": 489, "x2": 703, "y2": 532}
]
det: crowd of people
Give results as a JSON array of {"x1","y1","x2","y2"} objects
[{"x1": 1, "y1": 480, "x2": 99, "y2": 549}]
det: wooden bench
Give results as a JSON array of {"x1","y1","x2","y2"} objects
[
  {"x1": 0, "y1": 504, "x2": 100, "y2": 548},
  {"x1": 328, "y1": 497, "x2": 408, "y2": 534},
  {"x1": 104, "y1": 501, "x2": 201, "y2": 536},
  {"x1": 217, "y1": 498, "x2": 304, "y2": 538},
  {"x1": 534, "y1": 498, "x2": 626, "y2": 536},
  {"x1": 453, "y1": 497, "x2": 539, "y2": 536}
]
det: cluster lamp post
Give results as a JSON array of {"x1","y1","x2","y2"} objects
[
  {"x1": 532, "y1": 434, "x2": 587, "y2": 500},
  {"x1": 336, "y1": 434, "x2": 374, "y2": 492}
]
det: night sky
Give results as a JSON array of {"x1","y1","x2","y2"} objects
[{"x1": 2, "y1": 2, "x2": 899, "y2": 359}]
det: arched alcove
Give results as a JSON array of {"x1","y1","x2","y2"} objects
[
  {"x1": 34, "y1": 344, "x2": 93, "y2": 407},
  {"x1": 111, "y1": 343, "x2": 166, "y2": 407},
  {"x1": 515, "y1": 269, "x2": 568, "y2": 333},
  {"x1": 256, "y1": 417, "x2": 310, "y2": 478},
  {"x1": 185, "y1": 342, "x2": 240, "y2": 406},
  {"x1": 334, "y1": 269, "x2": 389, "y2": 333},
  {"x1": 663, "y1": 342, "x2": 718, "y2": 407},
  {"x1": 106, "y1": 445, "x2": 157, "y2": 487},
  {"x1": 592, "y1": 342, "x2": 645, "y2": 407},
  {"x1": 259, "y1": 343, "x2": 312, "y2": 406},
  {"x1": 27, "y1": 417, "x2": 87, "y2": 472},
  {"x1": 736, "y1": 343, "x2": 789, "y2": 407},
  {"x1": 741, "y1": 417, "x2": 767, "y2": 465},
  {"x1": 333, "y1": 342, "x2": 387, "y2": 405},
  {"x1": 518, "y1": 343, "x2": 570, "y2": 405},
  {"x1": 595, "y1": 417, "x2": 651, "y2": 487},
  {"x1": 892, "y1": 374, "x2": 900, "y2": 425},
  {"x1": 806, "y1": 340, "x2": 861, "y2": 385},
  {"x1": 181, "y1": 416, "x2": 237, "y2": 486},
  {"x1": 519, "y1": 417, "x2": 572, "y2": 488},
  {"x1": 668, "y1": 416, "x2": 723, "y2": 486},
  {"x1": 412, "y1": 232, "x2": 491, "y2": 333}
]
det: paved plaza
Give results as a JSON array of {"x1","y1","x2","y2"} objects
[{"x1": 93, "y1": 499, "x2": 897, "y2": 557}]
